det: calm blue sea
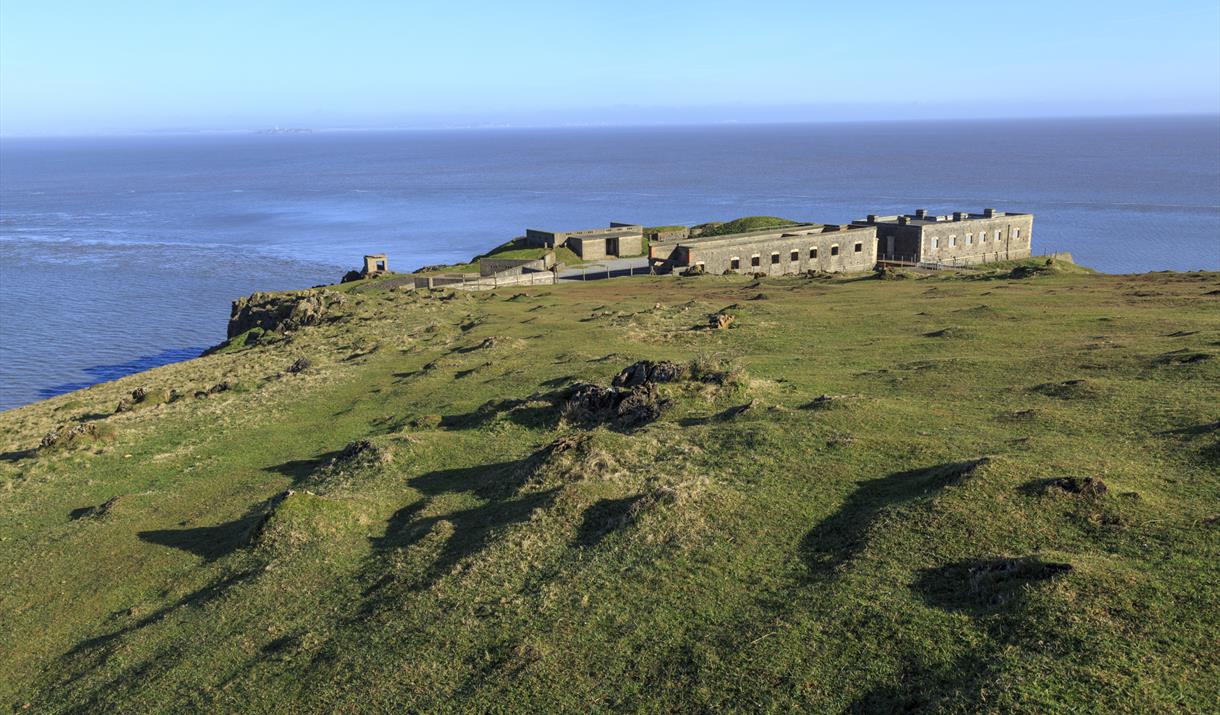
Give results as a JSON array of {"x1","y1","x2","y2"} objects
[{"x1": 2, "y1": 116, "x2": 1218, "y2": 410}]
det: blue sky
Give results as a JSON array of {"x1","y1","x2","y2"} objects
[{"x1": 2, "y1": 0, "x2": 1218, "y2": 135}]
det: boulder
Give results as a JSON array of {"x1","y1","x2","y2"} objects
[
  {"x1": 615, "y1": 382, "x2": 664, "y2": 429},
  {"x1": 611, "y1": 360, "x2": 687, "y2": 388}
]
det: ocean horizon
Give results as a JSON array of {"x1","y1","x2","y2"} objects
[{"x1": 2, "y1": 115, "x2": 1218, "y2": 410}]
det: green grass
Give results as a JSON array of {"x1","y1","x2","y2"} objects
[
  {"x1": 693, "y1": 215, "x2": 801, "y2": 236},
  {"x1": 1, "y1": 267, "x2": 1218, "y2": 712},
  {"x1": 417, "y1": 238, "x2": 587, "y2": 274}
]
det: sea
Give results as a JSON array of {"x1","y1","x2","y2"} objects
[{"x1": 2, "y1": 115, "x2": 1218, "y2": 410}]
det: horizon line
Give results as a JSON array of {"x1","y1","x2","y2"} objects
[{"x1": 2, "y1": 110, "x2": 1218, "y2": 141}]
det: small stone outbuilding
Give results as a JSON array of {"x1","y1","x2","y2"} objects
[
  {"x1": 363, "y1": 254, "x2": 389, "y2": 274},
  {"x1": 524, "y1": 223, "x2": 644, "y2": 260}
]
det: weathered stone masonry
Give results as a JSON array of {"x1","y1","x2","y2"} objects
[
  {"x1": 525, "y1": 223, "x2": 644, "y2": 260},
  {"x1": 854, "y1": 208, "x2": 1033, "y2": 265},
  {"x1": 650, "y1": 223, "x2": 879, "y2": 275}
]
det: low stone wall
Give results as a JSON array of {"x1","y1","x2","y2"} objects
[
  {"x1": 479, "y1": 254, "x2": 553, "y2": 277},
  {"x1": 649, "y1": 228, "x2": 689, "y2": 242},
  {"x1": 412, "y1": 271, "x2": 557, "y2": 292}
]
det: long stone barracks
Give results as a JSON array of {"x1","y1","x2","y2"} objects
[
  {"x1": 854, "y1": 208, "x2": 1034, "y2": 266},
  {"x1": 649, "y1": 223, "x2": 880, "y2": 275},
  {"x1": 524, "y1": 223, "x2": 644, "y2": 260}
]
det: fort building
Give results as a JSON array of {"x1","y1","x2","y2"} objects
[
  {"x1": 524, "y1": 223, "x2": 644, "y2": 261},
  {"x1": 854, "y1": 208, "x2": 1033, "y2": 266},
  {"x1": 650, "y1": 223, "x2": 879, "y2": 275},
  {"x1": 363, "y1": 254, "x2": 388, "y2": 274}
]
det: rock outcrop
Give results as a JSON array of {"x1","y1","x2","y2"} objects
[{"x1": 226, "y1": 290, "x2": 344, "y2": 339}]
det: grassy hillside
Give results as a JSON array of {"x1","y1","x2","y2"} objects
[
  {"x1": 417, "y1": 238, "x2": 585, "y2": 274},
  {"x1": 694, "y1": 215, "x2": 801, "y2": 236},
  {"x1": 1, "y1": 262, "x2": 1217, "y2": 712}
]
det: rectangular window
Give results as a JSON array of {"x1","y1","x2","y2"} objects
[
  {"x1": 790, "y1": 250, "x2": 799, "y2": 262},
  {"x1": 853, "y1": 242, "x2": 863, "y2": 253},
  {"x1": 995, "y1": 230, "x2": 1001, "y2": 242},
  {"x1": 1013, "y1": 228, "x2": 1020, "y2": 238},
  {"x1": 830, "y1": 244, "x2": 840, "y2": 256},
  {"x1": 809, "y1": 247, "x2": 818, "y2": 259},
  {"x1": 730, "y1": 257, "x2": 740, "y2": 270},
  {"x1": 979, "y1": 232, "x2": 986, "y2": 243},
  {"x1": 949, "y1": 235, "x2": 957, "y2": 247},
  {"x1": 771, "y1": 253, "x2": 780, "y2": 265},
  {"x1": 751, "y1": 255, "x2": 760, "y2": 267},
  {"x1": 931, "y1": 237, "x2": 939, "y2": 250},
  {"x1": 966, "y1": 233, "x2": 972, "y2": 244}
]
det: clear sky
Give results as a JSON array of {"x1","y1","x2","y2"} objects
[{"x1": 2, "y1": 0, "x2": 1219, "y2": 135}]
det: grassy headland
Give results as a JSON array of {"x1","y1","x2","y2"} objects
[{"x1": 1, "y1": 259, "x2": 1217, "y2": 712}]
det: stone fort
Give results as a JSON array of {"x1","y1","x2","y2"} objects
[{"x1": 649, "y1": 208, "x2": 1032, "y2": 275}]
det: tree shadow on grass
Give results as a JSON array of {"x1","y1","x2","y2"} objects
[{"x1": 800, "y1": 459, "x2": 990, "y2": 580}]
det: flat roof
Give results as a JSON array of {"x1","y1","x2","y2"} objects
[
  {"x1": 667, "y1": 223, "x2": 874, "y2": 249},
  {"x1": 527, "y1": 225, "x2": 641, "y2": 238},
  {"x1": 855, "y1": 210, "x2": 1031, "y2": 227}
]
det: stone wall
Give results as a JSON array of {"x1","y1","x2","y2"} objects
[
  {"x1": 649, "y1": 228, "x2": 690, "y2": 242},
  {"x1": 916, "y1": 214, "x2": 1034, "y2": 265},
  {"x1": 479, "y1": 255, "x2": 553, "y2": 277},
  {"x1": 613, "y1": 234, "x2": 644, "y2": 257},
  {"x1": 863, "y1": 211, "x2": 1035, "y2": 265},
  {"x1": 668, "y1": 226, "x2": 878, "y2": 275},
  {"x1": 569, "y1": 236, "x2": 607, "y2": 261}
]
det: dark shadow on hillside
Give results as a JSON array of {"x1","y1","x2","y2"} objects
[
  {"x1": 800, "y1": 459, "x2": 989, "y2": 580},
  {"x1": 138, "y1": 516, "x2": 261, "y2": 560},
  {"x1": 847, "y1": 555, "x2": 1074, "y2": 712},
  {"x1": 46, "y1": 566, "x2": 261, "y2": 709},
  {"x1": 1156, "y1": 420, "x2": 1220, "y2": 437},
  {"x1": 0, "y1": 448, "x2": 38, "y2": 462},
  {"x1": 440, "y1": 392, "x2": 563, "y2": 431},
  {"x1": 539, "y1": 374, "x2": 578, "y2": 388},
  {"x1": 359, "y1": 439, "x2": 577, "y2": 602},
  {"x1": 262, "y1": 449, "x2": 345, "y2": 483},
  {"x1": 678, "y1": 402, "x2": 755, "y2": 427},
  {"x1": 847, "y1": 660, "x2": 987, "y2": 714},
  {"x1": 371, "y1": 488, "x2": 558, "y2": 593},
  {"x1": 575, "y1": 495, "x2": 643, "y2": 547},
  {"x1": 912, "y1": 556, "x2": 1072, "y2": 616}
]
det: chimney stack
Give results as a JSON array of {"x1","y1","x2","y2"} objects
[
  {"x1": 983, "y1": 208, "x2": 997, "y2": 218},
  {"x1": 915, "y1": 208, "x2": 928, "y2": 219},
  {"x1": 953, "y1": 211, "x2": 966, "y2": 220},
  {"x1": 866, "y1": 214, "x2": 877, "y2": 224},
  {"x1": 898, "y1": 216, "x2": 910, "y2": 225}
]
